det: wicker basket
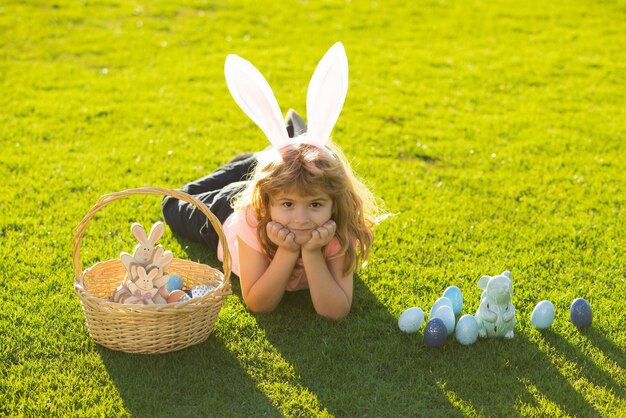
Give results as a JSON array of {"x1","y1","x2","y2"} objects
[{"x1": 73, "y1": 187, "x2": 232, "y2": 354}]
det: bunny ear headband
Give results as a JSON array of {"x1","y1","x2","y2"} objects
[{"x1": 225, "y1": 42, "x2": 349, "y2": 153}]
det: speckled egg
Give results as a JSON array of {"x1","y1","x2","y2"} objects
[
  {"x1": 424, "y1": 318, "x2": 448, "y2": 348},
  {"x1": 432, "y1": 305, "x2": 455, "y2": 336},
  {"x1": 455, "y1": 314, "x2": 479, "y2": 345},
  {"x1": 191, "y1": 285, "x2": 215, "y2": 298},
  {"x1": 531, "y1": 300, "x2": 555, "y2": 330},
  {"x1": 570, "y1": 298, "x2": 592, "y2": 328},
  {"x1": 398, "y1": 307, "x2": 424, "y2": 333},
  {"x1": 443, "y1": 286, "x2": 463, "y2": 315},
  {"x1": 429, "y1": 296, "x2": 454, "y2": 318}
]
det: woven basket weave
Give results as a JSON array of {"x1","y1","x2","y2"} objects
[{"x1": 73, "y1": 187, "x2": 232, "y2": 354}]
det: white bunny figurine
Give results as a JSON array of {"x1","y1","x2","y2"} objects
[
  {"x1": 126, "y1": 267, "x2": 160, "y2": 305},
  {"x1": 224, "y1": 42, "x2": 348, "y2": 154},
  {"x1": 475, "y1": 271, "x2": 516, "y2": 339},
  {"x1": 146, "y1": 246, "x2": 174, "y2": 304}
]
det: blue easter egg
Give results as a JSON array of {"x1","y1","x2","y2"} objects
[
  {"x1": 424, "y1": 318, "x2": 448, "y2": 348},
  {"x1": 531, "y1": 300, "x2": 555, "y2": 330},
  {"x1": 432, "y1": 305, "x2": 455, "y2": 336},
  {"x1": 443, "y1": 286, "x2": 463, "y2": 315},
  {"x1": 166, "y1": 274, "x2": 184, "y2": 291},
  {"x1": 429, "y1": 296, "x2": 454, "y2": 318},
  {"x1": 570, "y1": 298, "x2": 592, "y2": 328},
  {"x1": 455, "y1": 314, "x2": 479, "y2": 345},
  {"x1": 398, "y1": 307, "x2": 424, "y2": 333}
]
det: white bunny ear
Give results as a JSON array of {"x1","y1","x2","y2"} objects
[
  {"x1": 306, "y1": 42, "x2": 349, "y2": 147},
  {"x1": 225, "y1": 54, "x2": 291, "y2": 149},
  {"x1": 132, "y1": 223, "x2": 148, "y2": 243},
  {"x1": 159, "y1": 250, "x2": 174, "y2": 266},
  {"x1": 477, "y1": 275, "x2": 491, "y2": 290},
  {"x1": 152, "y1": 246, "x2": 163, "y2": 260},
  {"x1": 147, "y1": 268, "x2": 159, "y2": 280},
  {"x1": 148, "y1": 222, "x2": 165, "y2": 244},
  {"x1": 120, "y1": 252, "x2": 134, "y2": 270}
]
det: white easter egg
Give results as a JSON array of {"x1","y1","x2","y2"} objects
[
  {"x1": 531, "y1": 300, "x2": 555, "y2": 330},
  {"x1": 429, "y1": 296, "x2": 454, "y2": 318},
  {"x1": 398, "y1": 307, "x2": 424, "y2": 333},
  {"x1": 432, "y1": 305, "x2": 455, "y2": 336},
  {"x1": 455, "y1": 314, "x2": 479, "y2": 345},
  {"x1": 443, "y1": 286, "x2": 463, "y2": 315}
]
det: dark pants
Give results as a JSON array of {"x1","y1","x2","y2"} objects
[{"x1": 162, "y1": 153, "x2": 258, "y2": 252}]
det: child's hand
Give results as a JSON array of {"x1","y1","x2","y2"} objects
[
  {"x1": 302, "y1": 220, "x2": 336, "y2": 252},
  {"x1": 266, "y1": 221, "x2": 300, "y2": 253}
]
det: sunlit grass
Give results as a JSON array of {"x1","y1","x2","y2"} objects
[{"x1": 2, "y1": 0, "x2": 625, "y2": 416}]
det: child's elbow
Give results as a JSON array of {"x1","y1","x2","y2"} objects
[
  {"x1": 317, "y1": 306, "x2": 350, "y2": 321},
  {"x1": 248, "y1": 305, "x2": 276, "y2": 314},
  {"x1": 244, "y1": 298, "x2": 278, "y2": 314}
]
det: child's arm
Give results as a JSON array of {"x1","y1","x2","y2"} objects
[
  {"x1": 301, "y1": 221, "x2": 353, "y2": 320},
  {"x1": 237, "y1": 229, "x2": 300, "y2": 313}
]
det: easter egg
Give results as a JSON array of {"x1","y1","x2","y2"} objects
[
  {"x1": 432, "y1": 305, "x2": 455, "y2": 336},
  {"x1": 166, "y1": 275, "x2": 184, "y2": 291},
  {"x1": 443, "y1": 286, "x2": 463, "y2": 315},
  {"x1": 531, "y1": 300, "x2": 555, "y2": 330},
  {"x1": 429, "y1": 297, "x2": 454, "y2": 318},
  {"x1": 398, "y1": 307, "x2": 424, "y2": 333},
  {"x1": 167, "y1": 289, "x2": 190, "y2": 303},
  {"x1": 570, "y1": 298, "x2": 592, "y2": 328},
  {"x1": 191, "y1": 285, "x2": 216, "y2": 299},
  {"x1": 424, "y1": 318, "x2": 448, "y2": 348},
  {"x1": 455, "y1": 314, "x2": 479, "y2": 345}
]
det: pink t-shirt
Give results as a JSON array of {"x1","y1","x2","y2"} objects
[{"x1": 217, "y1": 207, "x2": 343, "y2": 291}]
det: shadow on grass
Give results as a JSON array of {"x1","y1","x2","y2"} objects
[
  {"x1": 422, "y1": 332, "x2": 596, "y2": 416},
  {"x1": 97, "y1": 337, "x2": 281, "y2": 417},
  {"x1": 96, "y1": 240, "x2": 623, "y2": 416},
  {"x1": 585, "y1": 327, "x2": 626, "y2": 371},
  {"x1": 543, "y1": 329, "x2": 626, "y2": 398},
  {"x1": 253, "y1": 280, "x2": 612, "y2": 416}
]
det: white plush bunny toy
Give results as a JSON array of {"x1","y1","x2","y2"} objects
[{"x1": 224, "y1": 42, "x2": 348, "y2": 154}]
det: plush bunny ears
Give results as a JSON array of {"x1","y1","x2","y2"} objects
[{"x1": 225, "y1": 42, "x2": 349, "y2": 151}]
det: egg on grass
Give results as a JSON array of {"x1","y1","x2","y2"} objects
[
  {"x1": 429, "y1": 296, "x2": 454, "y2": 318},
  {"x1": 432, "y1": 305, "x2": 455, "y2": 336},
  {"x1": 398, "y1": 307, "x2": 424, "y2": 333},
  {"x1": 455, "y1": 314, "x2": 479, "y2": 345},
  {"x1": 530, "y1": 300, "x2": 555, "y2": 330},
  {"x1": 443, "y1": 286, "x2": 463, "y2": 316},
  {"x1": 570, "y1": 298, "x2": 592, "y2": 328},
  {"x1": 424, "y1": 318, "x2": 448, "y2": 348}
]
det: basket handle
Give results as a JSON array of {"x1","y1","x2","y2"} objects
[{"x1": 72, "y1": 187, "x2": 232, "y2": 286}]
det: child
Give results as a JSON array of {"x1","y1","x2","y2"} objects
[{"x1": 162, "y1": 43, "x2": 383, "y2": 319}]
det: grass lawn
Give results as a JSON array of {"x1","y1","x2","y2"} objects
[{"x1": 2, "y1": 0, "x2": 625, "y2": 416}]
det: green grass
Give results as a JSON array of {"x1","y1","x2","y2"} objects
[{"x1": 2, "y1": 0, "x2": 625, "y2": 416}]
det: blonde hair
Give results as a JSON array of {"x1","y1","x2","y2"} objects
[{"x1": 233, "y1": 142, "x2": 382, "y2": 274}]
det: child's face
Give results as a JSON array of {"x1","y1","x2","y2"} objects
[{"x1": 269, "y1": 189, "x2": 333, "y2": 245}]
